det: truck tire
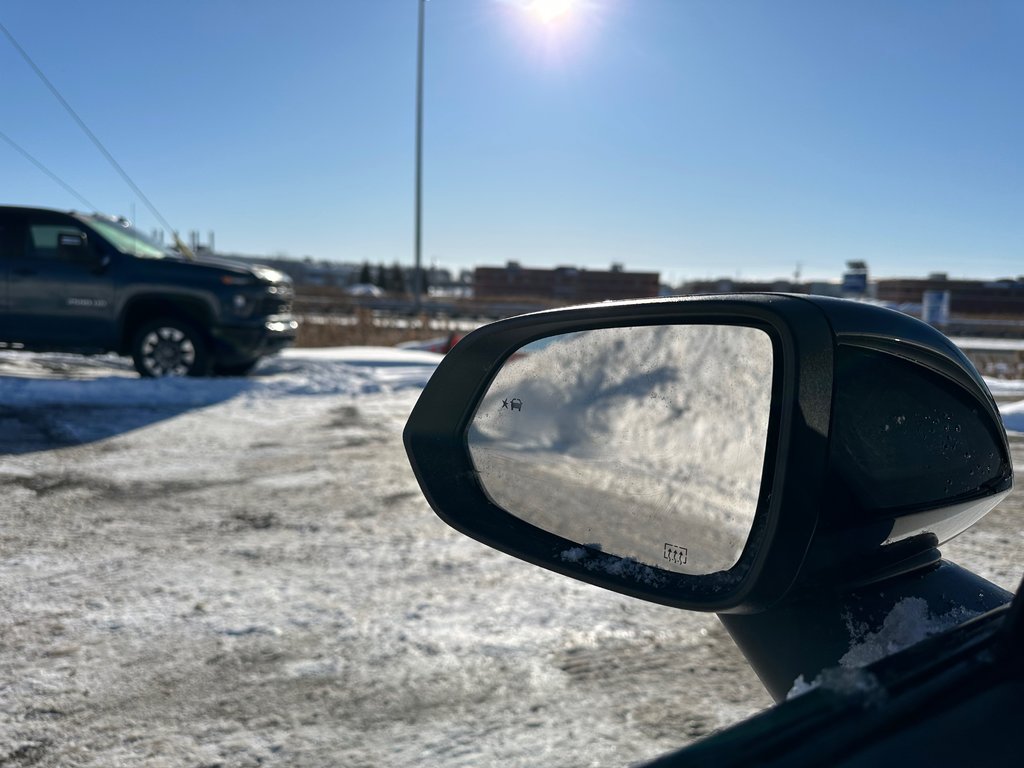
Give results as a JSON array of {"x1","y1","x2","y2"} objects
[{"x1": 131, "y1": 318, "x2": 210, "y2": 378}]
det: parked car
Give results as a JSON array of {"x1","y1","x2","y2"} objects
[
  {"x1": 0, "y1": 205, "x2": 298, "y2": 376},
  {"x1": 405, "y1": 294, "x2": 1020, "y2": 766},
  {"x1": 344, "y1": 282, "x2": 385, "y2": 297}
]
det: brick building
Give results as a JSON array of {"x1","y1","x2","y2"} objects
[
  {"x1": 876, "y1": 276, "x2": 1024, "y2": 316},
  {"x1": 474, "y1": 262, "x2": 660, "y2": 303}
]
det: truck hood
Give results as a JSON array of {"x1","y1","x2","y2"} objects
[{"x1": 194, "y1": 255, "x2": 292, "y2": 285}]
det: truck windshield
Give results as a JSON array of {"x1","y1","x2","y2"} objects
[{"x1": 80, "y1": 215, "x2": 174, "y2": 260}]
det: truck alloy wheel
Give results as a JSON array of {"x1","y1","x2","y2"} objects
[{"x1": 131, "y1": 319, "x2": 209, "y2": 377}]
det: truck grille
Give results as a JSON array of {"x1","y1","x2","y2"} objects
[{"x1": 261, "y1": 296, "x2": 293, "y2": 316}]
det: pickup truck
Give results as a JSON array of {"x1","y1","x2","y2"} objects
[{"x1": 0, "y1": 205, "x2": 298, "y2": 376}]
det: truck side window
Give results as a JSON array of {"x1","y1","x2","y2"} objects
[{"x1": 26, "y1": 224, "x2": 92, "y2": 263}]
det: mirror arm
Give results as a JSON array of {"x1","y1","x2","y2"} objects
[
  {"x1": 718, "y1": 558, "x2": 1011, "y2": 702},
  {"x1": 91, "y1": 253, "x2": 112, "y2": 275}
]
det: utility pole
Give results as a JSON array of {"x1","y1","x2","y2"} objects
[{"x1": 413, "y1": 0, "x2": 426, "y2": 313}]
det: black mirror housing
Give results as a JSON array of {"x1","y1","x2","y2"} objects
[
  {"x1": 57, "y1": 231, "x2": 93, "y2": 264},
  {"x1": 404, "y1": 294, "x2": 1011, "y2": 613}
]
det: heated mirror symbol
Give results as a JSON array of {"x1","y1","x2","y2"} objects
[{"x1": 468, "y1": 325, "x2": 774, "y2": 575}]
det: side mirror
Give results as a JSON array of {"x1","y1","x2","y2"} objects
[
  {"x1": 59, "y1": 232, "x2": 110, "y2": 273},
  {"x1": 405, "y1": 295, "x2": 1012, "y2": 613},
  {"x1": 57, "y1": 231, "x2": 93, "y2": 264}
]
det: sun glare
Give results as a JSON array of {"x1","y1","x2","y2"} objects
[
  {"x1": 529, "y1": 0, "x2": 575, "y2": 24},
  {"x1": 502, "y1": 0, "x2": 599, "y2": 68}
]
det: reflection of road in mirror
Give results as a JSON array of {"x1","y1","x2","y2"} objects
[{"x1": 469, "y1": 325, "x2": 773, "y2": 575}]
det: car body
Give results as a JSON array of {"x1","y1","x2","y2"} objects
[{"x1": 0, "y1": 205, "x2": 298, "y2": 376}]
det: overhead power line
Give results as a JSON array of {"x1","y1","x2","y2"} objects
[
  {"x1": 0, "y1": 19, "x2": 177, "y2": 237},
  {"x1": 0, "y1": 128, "x2": 97, "y2": 211}
]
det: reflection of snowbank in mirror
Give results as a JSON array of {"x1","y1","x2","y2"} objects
[{"x1": 469, "y1": 324, "x2": 773, "y2": 576}]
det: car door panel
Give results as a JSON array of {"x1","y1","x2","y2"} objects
[{"x1": 5, "y1": 213, "x2": 117, "y2": 349}]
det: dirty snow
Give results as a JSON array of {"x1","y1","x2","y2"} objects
[
  {"x1": 838, "y1": 597, "x2": 982, "y2": 668},
  {"x1": 787, "y1": 667, "x2": 884, "y2": 703},
  {"x1": 0, "y1": 347, "x2": 767, "y2": 768}
]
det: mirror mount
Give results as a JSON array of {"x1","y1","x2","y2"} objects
[
  {"x1": 720, "y1": 558, "x2": 1012, "y2": 701},
  {"x1": 93, "y1": 252, "x2": 112, "y2": 274}
]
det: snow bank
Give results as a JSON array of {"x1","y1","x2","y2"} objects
[
  {"x1": 0, "y1": 347, "x2": 442, "y2": 408},
  {"x1": 998, "y1": 398, "x2": 1024, "y2": 434},
  {"x1": 0, "y1": 347, "x2": 442, "y2": 453}
]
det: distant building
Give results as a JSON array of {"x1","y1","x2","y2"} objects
[
  {"x1": 841, "y1": 260, "x2": 872, "y2": 298},
  {"x1": 677, "y1": 279, "x2": 844, "y2": 298},
  {"x1": 678, "y1": 273, "x2": 1024, "y2": 325},
  {"x1": 876, "y1": 276, "x2": 1024, "y2": 316},
  {"x1": 474, "y1": 262, "x2": 660, "y2": 303},
  {"x1": 682, "y1": 278, "x2": 803, "y2": 294}
]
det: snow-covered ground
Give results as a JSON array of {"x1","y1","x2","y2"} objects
[{"x1": 1, "y1": 346, "x2": 1022, "y2": 767}]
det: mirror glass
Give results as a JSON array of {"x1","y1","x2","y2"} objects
[{"x1": 468, "y1": 324, "x2": 774, "y2": 576}]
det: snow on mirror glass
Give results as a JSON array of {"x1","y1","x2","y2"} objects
[{"x1": 468, "y1": 324, "x2": 774, "y2": 576}]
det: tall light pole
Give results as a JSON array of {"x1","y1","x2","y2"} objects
[{"x1": 413, "y1": 0, "x2": 426, "y2": 313}]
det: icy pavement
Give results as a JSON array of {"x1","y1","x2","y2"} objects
[{"x1": 0, "y1": 348, "x2": 767, "y2": 767}]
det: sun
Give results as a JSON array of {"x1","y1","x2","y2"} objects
[{"x1": 528, "y1": 0, "x2": 575, "y2": 24}]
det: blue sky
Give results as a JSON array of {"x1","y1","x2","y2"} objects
[{"x1": 1, "y1": 1, "x2": 1021, "y2": 283}]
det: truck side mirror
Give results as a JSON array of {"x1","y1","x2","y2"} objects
[{"x1": 57, "y1": 231, "x2": 92, "y2": 263}]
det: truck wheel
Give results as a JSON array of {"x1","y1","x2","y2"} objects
[
  {"x1": 131, "y1": 319, "x2": 210, "y2": 378},
  {"x1": 213, "y1": 359, "x2": 260, "y2": 377}
]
